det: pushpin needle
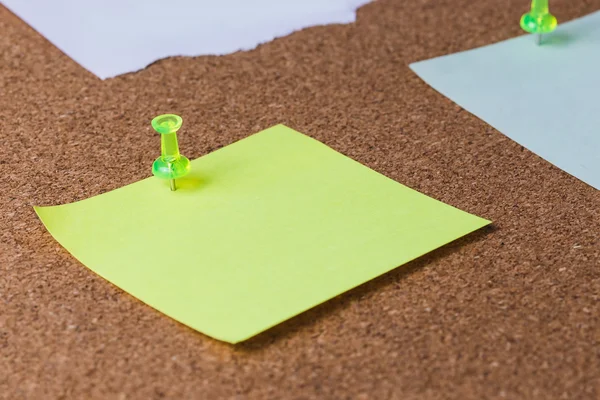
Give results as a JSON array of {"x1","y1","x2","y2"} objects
[
  {"x1": 520, "y1": 0, "x2": 557, "y2": 46},
  {"x1": 151, "y1": 114, "x2": 191, "y2": 191}
]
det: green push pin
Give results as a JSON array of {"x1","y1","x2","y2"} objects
[
  {"x1": 520, "y1": 0, "x2": 557, "y2": 45},
  {"x1": 151, "y1": 114, "x2": 191, "y2": 191}
]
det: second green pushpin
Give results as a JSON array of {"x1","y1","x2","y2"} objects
[
  {"x1": 151, "y1": 114, "x2": 191, "y2": 191},
  {"x1": 520, "y1": 0, "x2": 557, "y2": 45}
]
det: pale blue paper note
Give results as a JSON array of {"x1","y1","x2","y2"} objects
[{"x1": 410, "y1": 11, "x2": 600, "y2": 190}]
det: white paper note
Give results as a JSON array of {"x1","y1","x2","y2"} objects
[{"x1": 3, "y1": 0, "x2": 371, "y2": 79}]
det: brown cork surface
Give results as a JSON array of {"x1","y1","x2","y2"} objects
[{"x1": 1, "y1": 0, "x2": 599, "y2": 398}]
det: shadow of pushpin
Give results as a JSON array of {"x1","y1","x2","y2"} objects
[
  {"x1": 520, "y1": 0, "x2": 557, "y2": 45},
  {"x1": 151, "y1": 114, "x2": 191, "y2": 191}
]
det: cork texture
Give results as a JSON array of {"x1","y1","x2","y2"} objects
[{"x1": 1, "y1": 0, "x2": 599, "y2": 398}]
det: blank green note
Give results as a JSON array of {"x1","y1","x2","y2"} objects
[{"x1": 35, "y1": 125, "x2": 490, "y2": 343}]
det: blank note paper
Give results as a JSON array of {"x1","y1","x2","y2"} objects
[
  {"x1": 410, "y1": 11, "x2": 600, "y2": 190},
  {"x1": 35, "y1": 125, "x2": 489, "y2": 343},
  {"x1": 3, "y1": 0, "x2": 371, "y2": 79}
]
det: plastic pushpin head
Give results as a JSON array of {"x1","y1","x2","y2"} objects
[
  {"x1": 151, "y1": 114, "x2": 191, "y2": 191},
  {"x1": 152, "y1": 113, "x2": 182, "y2": 134},
  {"x1": 520, "y1": 0, "x2": 557, "y2": 40}
]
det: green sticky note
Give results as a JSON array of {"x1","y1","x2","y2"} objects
[{"x1": 35, "y1": 125, "x2": 490, "y2": 343}]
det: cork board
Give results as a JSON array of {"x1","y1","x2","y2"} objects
[{"x1": 1, "y1": 0, "x2": 599, "y2": 399}]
